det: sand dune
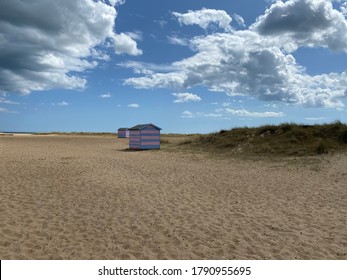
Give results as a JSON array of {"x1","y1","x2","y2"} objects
[{"x1": 0, "y1": 135, "x2": 346, "y2": 259}]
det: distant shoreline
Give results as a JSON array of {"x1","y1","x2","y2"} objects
[
  {"x1": 1, "y1": 132, "x2": 116, "y2": 136},
  {"x1": 1, "y1": 132, "x2": 34, "y2": 134}
]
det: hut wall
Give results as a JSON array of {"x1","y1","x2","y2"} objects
[
  {"x1": 140, "y1": 126, "x2": 160, "y2": 149},
  {"x1": 129, "y1": 130, "x2": 141, "y2": 149},
  {"x1": 118, "y1": 129, "x2": 127, "y2": 138}
]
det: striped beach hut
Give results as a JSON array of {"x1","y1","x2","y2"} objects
[
  {"x1": 117, "y1": 128, "x2": 128, "y2": 138},
  {"x1": 128, "y1": 123, "x2": 162, "y2": 149}
]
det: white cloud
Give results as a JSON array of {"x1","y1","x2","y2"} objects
[
  {"x1": 167, "y1": 35, "x2": 190, "y2": 46},
  {"x1": 0, "y1": 0, "x2": 142, "y2": 95},
  {"x1": 233, "y1": 13, "x2": 246, "y2": 27},
  {"x1": 0, "y1": 97, "x2": 19, "y2": 105},
  {"x1": 264, "y1": 103, "x2": 280, "y2": 108},
  {"x1": 128, "y1": 103, "x2": 139, "y2": 108},
  {"x1": 118, "y1": 61, "x2": 175, "y2": 75},
  {"x1": 124, "y1": 1, "x2": 347, "y2": 109},
  {"x1": 306, "y1": 117, "x2": 326, "y2": 121},
  {"x1": 107, "y1": 0, "x2": 125, "y2": 6},
  {"x1": 224, "y1": 108, "x2": 285, "y2": 118},
  {"x1": 341, "y1": 2, "x2": 347, "y2": 16},
  {"x1": 99, "y1": 93, "x2": 112, "y2": 98},
  {"x1": 172, "y1": 92, "x2": 201, "y2": 103},
  {"x1": 252, "y1": 0, "x2": 347, "y2": 52},
  {"x1": 172, "y1": 8, "x2": 233, "y2": 32},
  {"x1": 125, "y1": 31, "x2": 143, "y2": 41},
  {"x1": 0, "y1": 107, "x2": 18, "y2": 113},
  {"x1": 182, "y1": 110, "x2": 194, "y2": 118},
  {"x1": 154, "y1": 19, "x2": 168, "y2": 29},
  {"x1": 125, "y1": 72, "x2": 187, "y2": 89},
  {"x1": 181, "y1": 110, "x2": 222, "y2": 118},
  {"x1": 57, "y1": 101, "x2": 69, "y2": 106},
  {"x1": 182, "y1": 107, "x2": 284, "y2": 119},
  {"x1": 112, "y1": 33, "x2": 143, "y2": 56}
]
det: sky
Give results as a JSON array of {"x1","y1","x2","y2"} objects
[{"x1": 0, "y1": 0, "x2": 347, "y2": 133}]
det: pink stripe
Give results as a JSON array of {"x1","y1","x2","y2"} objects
[
  {"x1": 141, "y1": 142, "x2": 160, "y2": 145},
  {"x1": 141, "y1": 136, "x2": 160, "y2": 139}
]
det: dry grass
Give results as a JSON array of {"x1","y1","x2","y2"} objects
[
  {"x1": 160, "y1": 134, "x2": 197, "y2": 147},
  {"x1": 162, "y1": 122, "x2": 347, "y2": 159}
]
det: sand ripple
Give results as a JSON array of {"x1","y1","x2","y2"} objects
[{"x1": 0, "y1": 135, "x2": 346, "y2": 259}]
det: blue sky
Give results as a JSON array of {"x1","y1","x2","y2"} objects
[{"x1": 1, "y1": 0, "x2": 347, "y2": 133}]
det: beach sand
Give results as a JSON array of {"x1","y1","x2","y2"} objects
[{"x1": 0, "y1": 135, "x2": 346, "y2": 259}]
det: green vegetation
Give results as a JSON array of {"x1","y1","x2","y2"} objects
[{"x1": 173, "y1": 121, "x2": 347, "y2": 157}]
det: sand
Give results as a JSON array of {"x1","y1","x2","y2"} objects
[{"x1": 0, "y1": 135, "x2": 346, "y2": 260}]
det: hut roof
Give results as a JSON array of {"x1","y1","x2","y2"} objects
[
  {"x1": 128, "y1": 123, "x2": 162, "y2": 131},
  {"x1": 118, "y1": 127, "x2": 128, "y2": 131}
]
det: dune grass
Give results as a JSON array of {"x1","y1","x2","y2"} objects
[{"x1": 167, "y1": 121, "x2": 347, "y2": 158}]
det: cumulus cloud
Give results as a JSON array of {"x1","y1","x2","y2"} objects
[
  {"x1": 128, "y1": 103, "x2": 140, "y2": 108},
  {"x1": 252, "y1": 0, "x2": 347, "y2": 52},
  {"x1": 124, "y1": 2, "x2": 347, "y2": 109},
  {"x1": 113, "y1": 33, "x2": 143, "y2": 55},
  {"x1": 0, "y1": 0, "x2": 141, "y2": 95},
  {"x1": 172, "y1": 8, "x2": 233, "y2": 32},
  {"x1": 172, "y1": 92, "x2": 201, "y2": 103}
]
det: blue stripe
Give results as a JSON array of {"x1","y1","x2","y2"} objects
[{"x1": 140, "y1": 145, "x2": 160, "y2": 149}]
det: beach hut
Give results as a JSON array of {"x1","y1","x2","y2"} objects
[
  {"x1": 117, "y1": 128, "x2": 128, "y2": 138},
  {"x1": 128, "y1": 123, "x2": 162, "y2": 149}
]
